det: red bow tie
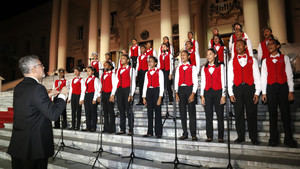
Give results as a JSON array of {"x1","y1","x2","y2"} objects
[
  {"x1": 150, "y1": 68, "x2": 156, "y2": 72},
  {"x1": 238, "y1": 55, "x2": 246, "y2": 59}
]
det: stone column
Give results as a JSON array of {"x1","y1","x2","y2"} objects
[
  {"x1": 243, "y1": 0, "x2": 260, "y2": 48},
  {"x1": 161, "y1": 0, "x2": 172, "y2": 41},
  {"x1": 99, "y1": 0, "x2": 110, "y2": 62},
  {"x1": 88, "y1": 0, "x2": 98, "y2": 65},
  {"x1": 178, "y1": 0, "x2": 190, "y2": 50},
  {"x1": 57, "y1": 0, "x2": 69, "y2": 70},
  {"x1": 48, "y1": 0, "x2": 60, "y2": 74},
  {"x1": 268, "y1": 0, "x2": 287, "y2": 43}
]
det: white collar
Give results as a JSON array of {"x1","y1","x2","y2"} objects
[{"x1": 270, "y1": 53, "x2": 280, "y2": 58}]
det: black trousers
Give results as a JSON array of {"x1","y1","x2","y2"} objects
[
  {"x1": 267, "y1": 83, "x2": 293, "y2": 142},
  {"x1": 138, "y1": 70, "x2": 146, "y2": 103},
  {"x1": 116, "y1": 87, "x2": 133, "y2": 132},
  {"x1": 11, "y1": 157, "x2": 48, "y2": 169},
  {"x1": 102, "y1": 92, "x2": 115, "y2": 133},
  {"x1": 131, "y1": 56, "x2": 138, "y2": 69},
  {"x1": 178, "y1": 86, "x2": 197, "y2": 137},
  {"x1": 233, "y1": 84, "x2": 257, "y2": 141},
  {"x1": 204, "y1": 89, "x2": 224, "y2": 139},
  {"x1": 146, "y1": 88, "x2": 162, "y2": 136},
  {"x1": 94, "y1": 71, "x2": 99, "y2": 78},
  {"x1": 71, "y1": 94, "x2": 82, "y2": 129},
  {"x1": 84, "y1": 93, "x2": 98, "y2": 130},
  {"x1": 54, "y1": 96, "x2": 67, "y2": 128},
  {"x1": 163, "y1": 70, "x2": 173, "y2": 102}
]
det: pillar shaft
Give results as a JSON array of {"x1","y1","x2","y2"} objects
[
  {"x1": 99, "y1": 0, "x2": 110, "y2": 62},
  {"x1": 48, "y1": 0, "x2": 60, "y2": 74},
  {"x1": 268, "y1": 0, "x2": 287, "y2": 43},
  {"x1": 243, "y1": 0, "x2": 260, "y2": 49},
  {"x1": 88, "y1": 0, "x2": 98, "y2": 65},
  {"x1": 161, "y1": 0, "x2": 172, "y2": 41},
  {"x1": 57, "y1": 0, "x2": 69, "y2": 70},
  {"x1": 178, "y1": 0, "x2": 190, "y2": 50}
]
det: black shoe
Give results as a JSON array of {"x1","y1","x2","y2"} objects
[
  {"x1": 218, "y1": 139, "x2": 224, "y2": 143},
  {"x1": 156, "y1": 135, "x2": 162, "y2": 139},
  {"x1": 192, "y1": 136, "x2": 198, "y2": 141},
  {"x1": 205, "y1": 138, "x2": 212, "y2": 142},
  {"x1": 127, "y1": 132, "x2": 133, "y2": 136},
  {"x1": 75, "y1": 127, "x2": 80, "y2": 131},
  {"x1": 81, "y1": 128, "x2": 88, "y2": 131},
  {"x1": 136, "y1": 102, "x2": 144, "y2": 105},
  {"x1": 143, "y1": 134, "x2": 152, "y2": 137},
  {"x1": 179, "y1": 135, "x2": 188, "y2": 140},
  {"x1": 284, "y1": 139, "x2": 298, "y2": 148},
  {"x1": 116, "y1": 131, "x2": 126, "y2": 135},
  {"x1": 234, "y1": 138, "x2": 245, "y2": 143},
  {"x1": 90, "y1": 128, "x2": 96, "y2": 132},
  {"x1": 251, "y1": 139, "x2": 259, "y2": 145},
  {"x1": 53, "y1": 127, "x2": 60, "y2": 129},
  {"x1": 69, "y1": 127, "x2": 75, "y2": 130},
  {"x1": 268, "y1": 140, "x2": 278, "y2": 147}
]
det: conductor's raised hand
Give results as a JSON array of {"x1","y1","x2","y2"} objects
[{"x1": 60, "y1": 87, "x2": 69, "y2": 97}]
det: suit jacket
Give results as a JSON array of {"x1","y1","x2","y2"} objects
[{"x1": 7, "y1": 77, "x2": 66, "y2": 160}]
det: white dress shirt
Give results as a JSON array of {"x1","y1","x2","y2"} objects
[
  {"x1": 200, "y1": 64, "x2": 226, "y2": 96},
  {"x1": 128, "y1": 45, "x2": 141, "y2": 57},
  {"x1": 83, "y1": 76, "x2": 100, "y2": 101},
  {"x1": 142, "y1": 68, "x2": 164, "y2": 98},
  {"x1": 111, "y1": 65, "x2": 136, "y2": 96},
  {"x1": 68, "y1": 76, "x2": 85, "y2": 101},
  {"x1": 174, "y1": 62, "x2": 199, "y2": 93},
  {"x1": 99, "y1": 70, "x2": 117, "y2": 97},
  {"x1": 227, "y1": 54, "x2": 261, "y2": 96},
  {"x1": 157, "y1": 51, "x2": 174, "y2": 75},
  {"x1": 261, "y1": 53, "x2": 294, "y2": 94}
]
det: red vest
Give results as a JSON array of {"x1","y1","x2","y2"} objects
[
  {"x1": 266, "y1": 54, "x2": 287, "y2": 85},
  {"x1": 91, "y1": 60, "x2": 99, "y2": 72},
  {"x1": 85, "y1": 76, "x2": 96, "y2": 93},
  {"x1": 188, "y1": 49, "x2": 196, "y2": 66},
  {"x1": 147, "y1": 69, "x2": 160, "y2": 88},
  {"x1": 210, "y1": 39, "x2": 214, "y2": 48},
  {"x1": 55, "y1": 79, "x2": 66, "y2": 91},
  {"x1": 117, "y1": 66, "x2": 131, "y2": 88},
  {"x1": 130, "y1": 45, "x2": 139, "y2": 57},
  {"x1": 159, "y1": 52, "x2": 171, "y2": 71},
  {"x1": 191, "y1": 39, "x2": 196, "y2": 51},
  {"x1": 178, "y1": 64, "x2": 194, "y2": 86},
  {"x1": 138, "y1": 53, "x2": 148, "y2": 71},
  {"x1": 233, "y1": 54, "x2": 254, "y2": 86},
  {"x1": 215, "y1": 45, "x2": 225, "y2": 63},
  {"x1": 232, "y1": 33, "x2": 245, "y2": 43},
  {"x1": 204, "y1": 65, "x2": 222, "y2": 91},
  {"x1": 101, "y1": 71, "x2": 113, "y2": 93},
  {"x1": 261, "y1": 39, "x2": 270, "y2": 61},
  {"x1": 71, "y1": 77, "x2": 82, "y2": 95},
  {"x1": 146, "y1": 48, "x2": 153, "y2": 56}
]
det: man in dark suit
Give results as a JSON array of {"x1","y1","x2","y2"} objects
[{"x1": 7, "y1": 55, "x2": 68, "y2": 169}]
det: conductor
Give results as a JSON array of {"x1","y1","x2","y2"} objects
[{"x1": 7, "y1": 55, "x2": 68, "y2": 169}]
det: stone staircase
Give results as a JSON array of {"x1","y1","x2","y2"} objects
[{"x1": 0, "y1": 74, "x2": 300, "y2": 169}]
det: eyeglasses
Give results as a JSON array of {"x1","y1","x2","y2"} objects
[{"x1": 34, "y1": 63, "x2": 44, "y2": 68}]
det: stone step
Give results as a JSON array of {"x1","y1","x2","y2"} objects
[
  {"x1": 0, "y1": 129, "x2": 299, "y2": 169},
  {"x1": 57, "y1": 117, "x2": 300, "y2": 133},
  {"x1": 0, "y1": 137, "x2": 197, "y2": 169}
]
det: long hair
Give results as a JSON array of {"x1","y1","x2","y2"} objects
[
  {"x1": 162, "y1": 36, "x2": 171, "y2": 49},
  {"x1": 212, "y1": 34, "x2": 225, "y2": 47},
  {"x1": 205, "y1": 48, "x2": 220, "y2": 68}
]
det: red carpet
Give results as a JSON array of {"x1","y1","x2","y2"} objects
[{"x1": 0, "y1": 107, "x2": 13, "y2": 128}]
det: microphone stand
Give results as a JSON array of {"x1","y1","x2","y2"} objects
[
  {"x1": 123, "y1": 58, "x2": 153, "y2": 169},
  {"x1": 161, "y1": 55, "x2": 202, "y2": 168},
  {"x1": 91, "y1": 98, "x2": 119, "y2": 169},
  {"x1": 224, "y1": 48, "x2": 233, "y2": 169},
  {"x1": 53, "y1": 79, "x2": 81, "y2": 160},
  {"x1": 162, "y1": 52, "x2": 174, "y2": 126}
]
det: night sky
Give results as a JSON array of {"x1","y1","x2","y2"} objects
[{"x1": 0, "y1": 0, "x2": 50, "y2": 21}]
